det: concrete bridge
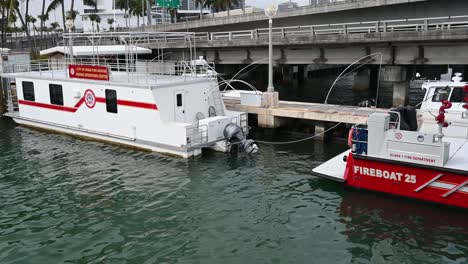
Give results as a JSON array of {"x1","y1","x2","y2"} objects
[
  {"x1": 149, "y1": 16, "x2": 468, "y2": 65},
  {"x1": 144, "y1": 0, "x2": 468, "y2": 33}
]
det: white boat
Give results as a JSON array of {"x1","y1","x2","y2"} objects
[
  {"x1": 313, "y1": 73, "x2": 468, "y2": 208},
  {"x1": 1, "y1": 32, "x2": 258, "y2": 158}
]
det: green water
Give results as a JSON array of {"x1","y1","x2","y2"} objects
[{"x1": 0, "y1": 118, "x2": 467, "y2": 264}]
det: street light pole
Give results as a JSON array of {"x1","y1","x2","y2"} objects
[
  {"x1": 265, "y1": 5, "x2": 278, "y2": 93},
  {"x1": 267, "y1": 17, "x2": 274, "y2": 92}
]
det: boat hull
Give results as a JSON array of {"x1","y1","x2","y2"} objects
[
  {"x1": 344, "y1": 154, "x2": 468, "y2": 209},
  {"x1": 10, "y1": 115, "x2": 202, "y2": 158}
]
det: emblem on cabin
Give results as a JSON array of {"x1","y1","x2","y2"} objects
[
  {"x1": 395, "y1": 132, "x2": 403, "y2": 140},
  {"x1": 84, "y1": 89, "x2": 96, "y2": 109}
]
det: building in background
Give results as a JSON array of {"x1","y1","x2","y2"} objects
[
  {"x1": 81, "y1": 0, "x2": 143, "y2": 32},
  {"x1": 278, "y1": 1, "x2": 299, "y2": 11}
]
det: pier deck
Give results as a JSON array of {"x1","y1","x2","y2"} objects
[{"x1": 223, "y1": 97, "x2": 386, "y2": 125}]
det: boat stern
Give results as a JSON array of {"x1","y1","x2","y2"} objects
[{"x1": 312, "y1": 150, "x2": 351, "y2": 183}]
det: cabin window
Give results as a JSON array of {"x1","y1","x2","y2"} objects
[
  {"x1": 431, "y1": 87, "x2": 450, "y2": 102},
  {"x1": 450, "y1": 88, "x2": 465, "y2": 103},
  {"x1": 49, "y1": 84, "x2": 64, "y2": 106},
  {"x1": 22, "y1": 81, "x2": 35, "y2": 101},
  {"x1": 176, "y1": 94, "x2": 183, "y2": 107},
  {"x1": 105, "y1": 89, "x2": 118, "y2": 113}
]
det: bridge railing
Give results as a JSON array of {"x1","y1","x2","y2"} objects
[{"x1": 198, "y1": 16, "x2": 468, "y2": 42}]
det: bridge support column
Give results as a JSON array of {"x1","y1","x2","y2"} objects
[
  {"x1": 383, "y1": 66, "x2": 409, "y2": 107},
  {"x1": 393, "y1": 81, "x2": 410, "y2": 107},
  {"x1": 352, "y1": 68, "x2": 371, "y2": 91},
  {"x1": 0, "y1": 80, "x2": 5, "y2": 114}
]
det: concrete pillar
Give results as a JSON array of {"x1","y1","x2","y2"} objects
[
  {"x1": 314, "y1": 122, "x2": 331, "y2": 141},
  {"x1": 297, "y1": 65, "x2": 306, "y2": 82},
  {"x1": 393, "y1": 81, "x2": 409, "y2": 107},
  {"x1": 382, "y1": 66, "x2": 409, "y2": 107},
  {"x1": 262, "y1": 91, "x2": 279, "y2": 108},
  {"x1": 352, "y1": 68, "x2": 371, "y2": 91},
  {"x1": 258, "y1": 114, "x2": 281, "y2": 129},
  {"x1": 0, "y1": 80, "x2": 5, "y2": 114}
]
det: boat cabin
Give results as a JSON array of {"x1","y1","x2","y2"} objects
[{"x1": 1, "y1": 32, "x2": 251, "y2": 158}]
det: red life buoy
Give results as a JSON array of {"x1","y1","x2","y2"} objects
[{"x1": 347, "y1": 127, "x2": 354, "y2": 148}]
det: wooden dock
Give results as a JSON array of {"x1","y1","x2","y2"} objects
[{"x1": 223, "y1": 97, "x2": 386, "y2": 129}]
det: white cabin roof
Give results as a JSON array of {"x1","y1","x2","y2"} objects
[
  {"x1": 40, "y1": 45, "x2": 152, "y2": 57},
  {"x1": 0, "y1": 48, "x2": 11, "y2": 54}
]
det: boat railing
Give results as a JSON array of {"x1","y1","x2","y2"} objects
[
  {"x1": 1, "y1": 57, "x2": 216, "y2": 86},
  {"x1": 186, "y1": 124, "x2": 209, "y2": 148},
  {"x1": 351, "y1": 110, "x2": 401, "y2": 155}
]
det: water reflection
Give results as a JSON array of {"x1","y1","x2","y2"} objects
[{"x1": 340, "y1": 190, "x2": 468, "y2": 263}]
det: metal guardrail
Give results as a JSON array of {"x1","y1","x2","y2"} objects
[
  {"x1": 187, "y1": 16, "x2": 468, "y2": 43},
  {"x1": 2, "y1": 58, "x2": 216, "y2": 86}
]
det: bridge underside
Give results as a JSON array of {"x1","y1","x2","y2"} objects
[
  {"x1": 164, "y1": 42, "x2": 468, "y2": 65},
  {"x1": 155, "y1": 29, "x2": 468, "y2": 65}
]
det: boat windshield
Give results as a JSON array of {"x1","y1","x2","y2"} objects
[{"x1": 431, "y1": 86, "x2": 465, "y2": 103}]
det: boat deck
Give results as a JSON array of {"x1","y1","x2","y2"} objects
[
  {"x1": 2, "y1": 70, "x2": 206, "y2": 87},
  {"x1": 445, "y1": 137, "x2": 468, "y2": 171}
]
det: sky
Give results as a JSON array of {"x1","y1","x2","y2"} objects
[{"x1": 246, "y1": 0, "x2": 310, "y2": 8}]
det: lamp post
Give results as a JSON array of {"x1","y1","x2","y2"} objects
[
  {"x1": 265, "y1": 5, "x2": 278, "y2": 93},
  {"x1": 65, "y1": 19, "x2": 75, "y2": 64}
]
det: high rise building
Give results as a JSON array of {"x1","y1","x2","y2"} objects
[{"x1": 179, "y1": 0, "x2": 245, "y2": 12}]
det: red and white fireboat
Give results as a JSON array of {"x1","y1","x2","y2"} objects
[{"x1": 313, "y1": 74, "x2": 468, "y2": 209}]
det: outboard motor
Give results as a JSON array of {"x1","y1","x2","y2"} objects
[{"x1": 223, "y1": 123, "x2": 258, "y2": 154}]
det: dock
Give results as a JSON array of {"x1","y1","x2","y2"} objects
[{"x1": 223, "y1": 96, "x2": 386, "y2": 136}]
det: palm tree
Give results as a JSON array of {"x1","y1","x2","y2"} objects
[
  {"x1": 213, "y1": 0, "x2": 240, "y2": 17},
  {"x1": 88, "y1": 13, "x2": 98, "y2": 32},
  {"x1": 46, "y1": 0, "x2": 66, "y2": 33},
  {"x1": 194, "y1": 0, "x2": 206, "y2": 20},
  {"x1": 95, "y1": 15, "x2": 101, "y2": 32},
  {"x1": 0, "y1": 0, "x2": 13, "y2": 42},
  {"x1": 39, "y1": 0, "x2": 47, "y2": 38},
  {"x1": 26, "y1": 15, "x2": 37, "y2": 35},
  {"x1": 129, "y1": 0, "x2": 144, "y2": 27},
  {"x1": 107, "y1": 18, "x2": 114, "y2": 30},
  {"x1": 50, "y1": 21, "x2": 60, "y2": 32},
  {"x1": 11, "y1": 1, "x2": 38, "y2": 57},
  {"x1": 69, "y1": 0, "x2": 75, "y2": 19},
  {"x1": 116, "y1": 0, "x2": 130, "y2": 28},
  {"x1": 38, "y1": 13, "x2": 49, "y2": 37}
]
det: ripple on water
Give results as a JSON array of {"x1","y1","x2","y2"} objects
[{"x1": 0, "y1": 121, "x2": 466, "y2": 263}]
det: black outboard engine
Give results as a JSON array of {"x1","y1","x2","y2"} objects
[{"x1": 223, "y1": 123, "x2": 258, "y2": 154}]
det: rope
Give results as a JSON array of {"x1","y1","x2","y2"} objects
[{"x1": 254, "y1": 122, "x2": 343, "y2": 145}]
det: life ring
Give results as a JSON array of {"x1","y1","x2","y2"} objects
[{"x1": 347, "y1": 126, "x2": 354, "y2": 148}]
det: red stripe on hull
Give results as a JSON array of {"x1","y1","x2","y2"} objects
[
  {"x1": 19, "y1": 100, "x2": 77, "y2": 112},
  {"x1": 117, "y1": 99, "x2": 158, "y2": 110},
  {"x1": 344, "y1": 154, "x2": 468, "y2": 209},
  {"x1": 19, "y1": 97, "x2": 158, "y2": 112}
]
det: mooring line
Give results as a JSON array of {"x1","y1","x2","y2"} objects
[{"x1": 254, "y1": 122, "x2": 343, "y2": 145}]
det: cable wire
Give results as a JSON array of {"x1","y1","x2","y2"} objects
[{"x1": 254, "y1": 122, "x2": 343, "y2": 145}]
